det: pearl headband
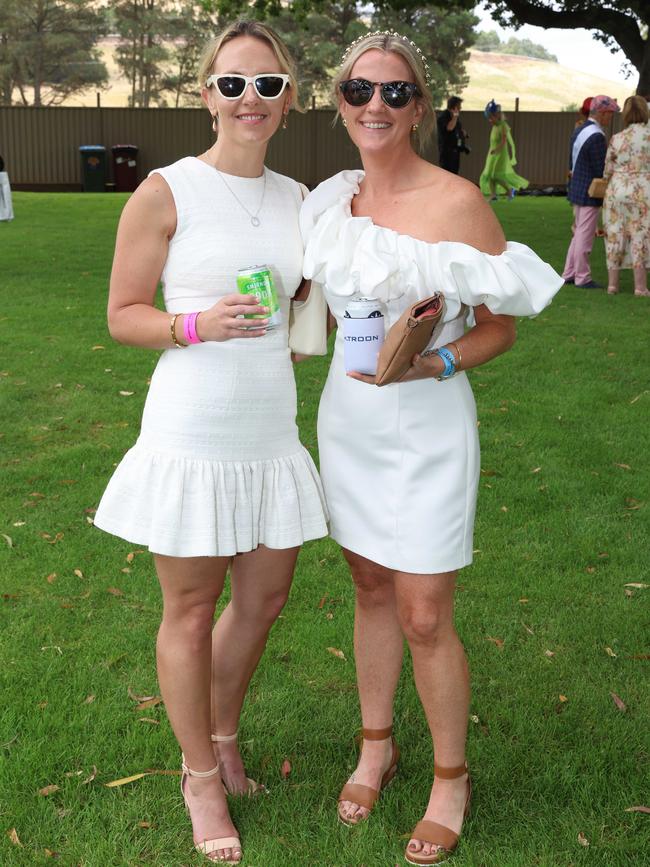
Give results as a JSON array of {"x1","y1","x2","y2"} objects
[{"x1": 340, "y1": 30, "x2": 431, "y2": 88}]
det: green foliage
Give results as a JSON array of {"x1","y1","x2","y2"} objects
[
  {"x1": 475, "y1": 29, "x2": 557, "y2": 62},
  {"x1": 1, "y1": 192, "x2": 649, "y2": 865},
  {"x1": 113, "y1": 0, "x2": 174, "y2": 108},
  {"x1": 0, "y1": 0, "x2": 107, "y2": 106}
]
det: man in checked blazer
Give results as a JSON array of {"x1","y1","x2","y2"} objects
[{"x1": 562, "y1": 94, "x2": 620, "y2": 289}]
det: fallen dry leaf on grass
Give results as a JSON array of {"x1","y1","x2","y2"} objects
[
  {"x1": 83, "y1": 694, "x2": 95, "y2": 704},
  {"x1": 318, "y1": 596, "x2": 327, "y2": 609},
  {"x1": 73, "y1": 569, "x2": 84, "y2": 579},
  {"x1": 128, "y1": 687, "x2": 156, "y2": 703},
  {"x1": 280, "y1": 759, "x2": 291, "y2": 779},
  {"x1": 7, "y1": 828, "x2": 22, "y2": 846},
  {"x1": 544, "y1": 650, "x2": 555, "y2": 658},
  {"x1": 625, "y1": 806, "x2": 650, "y2": 814},
  {"x1": 624, "y1": 583, "x2": 648, "y2": 589},
  {"x1": 605, "y1": 647, "x2": 617, "y2": 658},
  {"x1": 107, "y1": 587, "x2": 124, "y2": 596},
  {"x1": 46, "y1": 572, "x2": 56, "y2": 584},
  {"x1": 119, "y1": 390, "x2": 134, "y2": 396},
  {"x1": 38, "y1": 784, "x2": 60, "y2": 796},
  {"x1": 138, "y1": 718, "x2": 159, "y2": 725},
  {"x1": 577, "y1": 832, "x2": 589, "y2": 847},
  {"x1": 2, "y1": 534, "x2": 13, "y2": 548},
  {"x1": 486, "y1": 636, "x2": 505, "y2": 649},
  {"x1": 105, "y1": 772, "x2": 149, "y2": 788},
  {"x1": 83, "y1": 766, "x2": 98, "y2": 785},
  {"x1": 614, "y1": 463, "x2": 631, "y2": 470},
  {"x1": 610, "y1": 692, "x2": 627, "y2": 712},
  {"x1": 44, "y1": 848, "x2": 59, "y2": 857},
  {"x1": 559, "y1": 695, "x2": 568, "y2": 703},
  {"x1": 138, "y1": 821, "x2": 154, "y2": 828},
  {"x1": 326, "y1": 647, "x2": 346, "y2": 660},
  {"x1": 136, "y1": 697, "x2": 162, "y2": 711}
]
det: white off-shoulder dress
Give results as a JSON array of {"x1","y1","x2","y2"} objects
[
  {"x1": 94, "y1": 157, "x2": 328, "y2": 558},
  {"x1": 301, "y1": 170, "x2": 562, "y2": 574}
]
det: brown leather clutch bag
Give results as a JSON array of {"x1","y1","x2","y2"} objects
[{"x1": 375, "y1": 293, "x2": 444, "y2": 386}]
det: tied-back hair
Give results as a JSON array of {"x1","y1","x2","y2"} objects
[
  {"x1": 332, "y1": 32, "x2": 434, "y2": 149},
  {"x1": 622, "y1": 95, "x2": 649, "y2": 128},
  {"x1": 197, "y1": 19, "x2": 304, "y2": 112}
]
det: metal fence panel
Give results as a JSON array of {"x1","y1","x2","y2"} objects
[{"x1": 0, "y1": 106, "x2": 622, "y2": 191}]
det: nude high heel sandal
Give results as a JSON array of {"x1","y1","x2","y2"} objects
[
  {"x1": 212, "y1": 733, "x2": 266, "y2": 795},
  {"x1": 180, "y1": 759, "x2": 242, "y2": 864},
  {"x1": 404, "y1": 762, "x2": 471, "y2": 866},
  {"x1": 337, "y1": 725, "x2": 400, "y2": 826}
]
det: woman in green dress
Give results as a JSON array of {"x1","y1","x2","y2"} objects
[{"x1": 479, "y1": 99, "x2": 528, "y2": 200}]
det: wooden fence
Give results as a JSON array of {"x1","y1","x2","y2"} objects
[{"x1": 0, "y1": 105, "x2": 622, "y2": 191}]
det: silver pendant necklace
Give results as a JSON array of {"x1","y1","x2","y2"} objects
[{"x1": 215, "y1": 168, "x2": 266, "y2": 227}]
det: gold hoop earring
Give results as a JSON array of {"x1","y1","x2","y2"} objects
[{"x1": 211, "y1": 114, "x2": 218, "y2": 133}]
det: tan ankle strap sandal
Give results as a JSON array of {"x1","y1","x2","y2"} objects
[
  {"x1": 338, "y1": 725, "x2": 400, "y2": 826},
  {"x1": 405, "y1": 761, "x2": 471, "y2": 866}
]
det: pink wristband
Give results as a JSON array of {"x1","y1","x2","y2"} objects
[{"x1": 183, "y1": 312, "x2": 202, "y2": 344}]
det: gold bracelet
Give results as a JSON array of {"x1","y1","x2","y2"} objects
[
  {"x1": 170, "y1": 314, "x2": 185, "y2": 348},
  {"x1": 451, "y1": 341, "x2": 462, "y2": 371}
]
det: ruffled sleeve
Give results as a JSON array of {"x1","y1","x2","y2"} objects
[{"x1": 300, "y1": 170, "x2": 563, "y2": 323}]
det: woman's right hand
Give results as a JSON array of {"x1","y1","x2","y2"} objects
[{"x1": 196, "y1": 293, "x2": 269, "y2": 341}]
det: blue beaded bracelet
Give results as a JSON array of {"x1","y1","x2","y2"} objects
[{"x1": 435, "y1": 346, "x2": 456, "y2": 380}]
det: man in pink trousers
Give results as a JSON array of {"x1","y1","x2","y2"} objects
[{"x1": 563, "y1": 95, "x2": 620, "y2": 289}]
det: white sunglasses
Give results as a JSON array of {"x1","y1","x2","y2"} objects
[{"x1": 206, "y1": 73, "x2": 290, "y2": 100}]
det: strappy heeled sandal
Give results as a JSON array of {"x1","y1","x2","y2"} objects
[
  {"x1": 180, "y1": 759, "x2": 242, "y2": 864},
  {"x1": 337, "y1": 725, "x2": 400, "y2": 826},
  {"x1": 404, "y1": 761, "x2": 471, "y2": 866},
  {"x1": 211, "y1": 733, "x2": 267, "y2": 796}
]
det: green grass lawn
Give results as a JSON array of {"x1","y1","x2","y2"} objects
[{"x1": 1, "y1": 193, "x2": 648, "y2": 866}]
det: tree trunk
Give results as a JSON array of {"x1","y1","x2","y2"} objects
[{"x1": 636, "y1": 39, "x2": 650, "y2": 96}]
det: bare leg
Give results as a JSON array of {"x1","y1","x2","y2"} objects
[
  {"x1": 633, "y1": 266, "x2": 650, "y2": 296},
  {"x1": 210, "y1": 545, "x2": 299, "y2": 792},
  {"x1": 338, "y1": 550, "x2": 404, "y2": 824},
  {"x1": 154, "y1": 554, "x2": 240, "y2": 864},
  {"x1": 395, "y1": 570, "x2": 470, "y2": 862},
  {"x1": 607, "y1": 268, "x2": 620, "y2": 294}
]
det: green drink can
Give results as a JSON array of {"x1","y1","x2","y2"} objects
[{"x1": 236, "y1": 265, "x2": 282, "y2": 329}]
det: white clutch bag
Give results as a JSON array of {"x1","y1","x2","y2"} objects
[{"x1": 288, "y1": 282, "x2": 328, "y2": 356}]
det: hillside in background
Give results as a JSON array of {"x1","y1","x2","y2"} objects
[
  {"x1": 62, "y1": 43, "x2": 633, "y2": 112},
  {"x1": 459, "y1": 50, "x2": 631, "y2": 112}
]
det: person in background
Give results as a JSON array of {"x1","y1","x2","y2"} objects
[
  {"x1": 479, "y1": 99, "x2": 528, "y2": 201},
  {"x1": 562, "y1": 93, "x2": 620, "y2": 290},
  {"x1": 575, "y1": 96, "x2": 594, "y2": 129},
  {"x1": 436, "y1": 96, "x2": 469, "y2": 175},
  {"x1": 603, "y1": 95, "x2": 650, "y2": 297},
  {"x1": 0, "y1": 153, "x2": 14, "y2": 222}
]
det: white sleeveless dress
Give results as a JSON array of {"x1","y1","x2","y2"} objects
[
  {"x1": 94, "y1": 157, "x2": 328, "y2": 557},
  {"x1": 301, "y1": 170, "x2": 563, "y2": 574}
]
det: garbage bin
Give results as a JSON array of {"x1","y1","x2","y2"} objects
[
  {"x1": 111, "y1": 144, "x2": 139, "y2": 192},
  {"x1": 79, "y1": 145, "x2": 107, "y2": 192}
]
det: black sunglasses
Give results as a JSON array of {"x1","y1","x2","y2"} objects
[
  {"x1": 339, "y1": 79, "x2": 421, "y2": 109},
  {"x1": 206, "y1": 73, "x2": 290, "y2": 100}
]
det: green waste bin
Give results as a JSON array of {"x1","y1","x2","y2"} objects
[{"x1": 79, "y1": 145, "x2": 107, "y2": 192}]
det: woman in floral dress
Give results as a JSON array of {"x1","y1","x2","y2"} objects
[{"x1": 603, "y1": 95, "x2": 650, "y2": 296}]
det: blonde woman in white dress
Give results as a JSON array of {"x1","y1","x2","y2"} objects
[
  {"x1": 94, "y1": 20, "x2": 327, "y2": 864},
  {"x1": 300, "y1": 32, "x2": 562, "y2": 865}
]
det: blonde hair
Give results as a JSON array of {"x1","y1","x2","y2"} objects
[
  {"x1": 622, "y1": 94, "x2": 649, "y2": 128},
  {"x1": 332, "y1": 32, "x2": 434, "y2": 148},
  {"x1": 197, "y1": 19, "x2": 303, "y2": 112}
]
